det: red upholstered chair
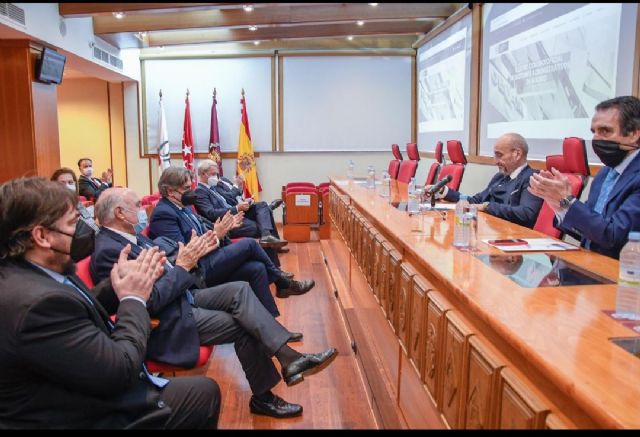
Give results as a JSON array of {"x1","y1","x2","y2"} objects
[
  {"x1": 534, "y1": 137, "x2": 589, "y2": 238},
  {"x1": 437, "y1": 140, "x2": 467, "y2": 190},
  {"x1": 76, "y1": 256, "x2": 94, "y2": 288},
  {"x1": 388, "y1": 143, "x2": 403, "y2": 179},
  {"x1": 397, "y1": 142, "x2": 420, "y2": 183},
  {"x1": 425, "y1": 141, "x2": 444, "y2": 185},
  {"x1": 78, "y1": 195, "x2": 87, "y2": 202}
]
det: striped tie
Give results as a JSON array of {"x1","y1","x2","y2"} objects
[{"x1": 585, "y1": 168, "x2": 619, "y2": 250}]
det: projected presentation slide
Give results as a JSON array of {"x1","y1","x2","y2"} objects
[
  {"x1": 479, "y1": 3, "x2": 637, "y2": 160},
  {"x1": 417, "y1": 14, "x2": 472, "y2": 153}
]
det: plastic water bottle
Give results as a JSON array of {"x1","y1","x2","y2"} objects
[
  {"x1": 453, "y1": 195, "x2": 470, "y2": 249},
  {"x1": 380, "y1": 171, "x2": 391, "y2": 197},
  {"x1": 366, "y1": 165, "x2": 376, "y2": 189},
  {"x1": 407, "y1": 177, "x2": 419, "y2": 213},
  {"x1": 466, "y1": 204, "x2": 478, "y2": 251},
  {"x1": 613, "y1": 232, "x2": 640, "y2": 320},
  {"x1": 347, "y1": 160, "x2": 355, "y2": 180}
]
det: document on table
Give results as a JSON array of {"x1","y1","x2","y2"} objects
[{"x1": 483, "y1": 238, "x2": 579, "y2": 252}]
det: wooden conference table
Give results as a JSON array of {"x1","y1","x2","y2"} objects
[{"x1": 326, "y1": 176, "x2": 640, "y2": 429}]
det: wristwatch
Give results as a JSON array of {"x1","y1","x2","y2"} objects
[{"x1": 559, "y1": 195, "x2": 576, "y2": 209}]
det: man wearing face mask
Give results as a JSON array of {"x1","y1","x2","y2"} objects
[
  {"x1": 0, "y1": 177, "x2": 222, "y2": 429},
  {"x1": 426, "y1": 133, "x2": 543, "y2": 228},
  {"x1": 78, "y1": 158, "x2": 113, "y2": 201},
  {"x1": 51, "y1": 167, "x2": 99, "y2": 234},
  {"x1": 529, "y1": 96, "x2": 640, "y2": 259},
  {"x1": 148, "y1": 167, "x2": 316, "y2": 316}
]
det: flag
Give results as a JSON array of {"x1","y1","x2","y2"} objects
[
  {"x1": 208, "y1": 88, "x2": 223, "y2": 176},
  {"x1": 236, "y1": 89, "x2": 262, "y2": 201},
  {"x1": 156, "y1": 90, "x2": 171, "y2": 174},
  {"x1": 181, "y1": 90, "x2": 195, "y2": 186}
]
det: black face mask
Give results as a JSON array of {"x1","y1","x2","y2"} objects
[
  {"x1": 49, "y1": 219, "x2": 96, "y2": 262},
  {"x1": 592, "y1": 139, "x2": 632, "y2": 168},
  {"x1": 181, "y1": 190, "x2": 198, "y2": 206}
]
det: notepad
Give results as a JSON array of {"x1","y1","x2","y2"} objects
[{"x1": 483, "y1": 238, "x2": 579, "y2": 252}]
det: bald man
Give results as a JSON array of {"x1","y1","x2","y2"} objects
[{"x1": 427, "y1": 133, "x2": 543, "y2": 228}]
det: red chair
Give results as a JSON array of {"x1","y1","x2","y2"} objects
[
  {"x1": 438, "y1": 140, "x2": 467, "y2": 191},
  {"x1": 78, "y1": 195, "x2": 88, "y2": 202},
  {"x1": 397, "y1": 142, "x2": 420, "y2": 183},
  {"x1": 76, "y1": 256, "x2": 214, "y2": 377},
  {"x1": 534, "y1": 137, "x2": 589, "y2": 238},
  {"x1": 425, "y1": 141, "x2": 444, "y2": 185},
  {"x1": 388, "y1": 143, "x2": 403, "y2": 179}
]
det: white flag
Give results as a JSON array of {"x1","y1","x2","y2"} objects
[{"x1": 157, "y1": 95, "x2": 171, "y2": 173}]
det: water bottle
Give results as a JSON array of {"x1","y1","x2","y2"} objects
[
  {"x1": 453, "y1": 195, "x2": 470, "y2": 249},
  {"x1": 613, "y1": 232, "x2": 640, "y2": 320},
  {"x1": 380, "y1": 171, "x2": 391, "y2": 197},
  {"x1": 347, "y1": 160, "x2": 355, "y2": 180},
  {"x1": 366, "y1": 165, "x2": 376, "y2": 189},
  {"x1": 466, "y1": 204, "x2": 478, "y2": 251},
  {"x1": 407, "y1": 177, "x2": 419, "y2": 213}
]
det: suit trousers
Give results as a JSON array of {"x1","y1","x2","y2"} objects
[
  {"x1": 191, "y1": 281, "x2": 290, "y2": 395},
  {"x1": 157, "y1": 376, "x2": 221, "y2": 429}
]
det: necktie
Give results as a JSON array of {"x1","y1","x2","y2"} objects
[
  {"x1": 585, "y1": 168, "x2": 619, "y2": 250},
  {"x1": 183, "y1": 208, "x2": 205, "y2": 235},
  {"x1": 210, "y1": 187, "x2": 231, "y2": 208},
  {"x1": 63, "y1": 277, "x2": 169, "y2": 388}
]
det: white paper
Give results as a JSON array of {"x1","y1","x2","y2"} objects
[
  {"x1": 295, "y1": 194, "x2": 311, "y2": 206},
  {"x1": 483, "y1": 238, "x2": 579, "y2": 252}
]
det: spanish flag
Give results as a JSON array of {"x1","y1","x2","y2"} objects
[{"x1": 236, "y1": 89, "x2": 262, "y2": 201}]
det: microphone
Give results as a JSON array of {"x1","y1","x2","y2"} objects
[{"x1": 427, "y1": 174, "x2": 452, "y2": 196}]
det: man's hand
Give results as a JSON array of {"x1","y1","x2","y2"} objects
[
  {"x1": 175, "y1": 230, "x2": 209, "y2": 271},
  {"x1": 202, "y1": 230, "x2": 220, "y2": 254},
  {"x1": 231, "y1": 211, "x2": 244, "y2": 229},
  {"x1": 102, "y1": 168, "x2": 113, "y2": 183},
  {"x1": 475, "y1": 202, "x2": 490, "y2": 212},
  {"x1": 213, "y1": 211, "x2": 234, "y2": 239},
  {"x1": 234, "y1": 174, "x2": 245, "y2": 189},
  {"x1": 111, "y1": 245, "x2": 164, "y2": 302},
  {"x1": 528, "y1": 168, "x2": 571, "y2": 211},
  {"x1": 237, "y1": 201, "x2": 251, "y2": 212}
]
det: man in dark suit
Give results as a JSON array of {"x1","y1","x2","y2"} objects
[
  {"x1": 529, "y1": 96, "x2": 640, "y2": 259},
  {"x1": 0, "y1": 177, "x2": 220, "y2": 429},
  {"x1": 148, "y1": 167, "x2": 315, "y2": 312},
  {"x1": 194, "y1": 159, "x2": 287, "y2": 250},
  {"x1": 90, "y1": 187, "x2": 337, "y2": 418},
  {"x1": 427, "y1": 133, "x2": 543, "y2": 228},
  {"x1": 78, "y1": 158, "x2": 113, "y2": 201}
]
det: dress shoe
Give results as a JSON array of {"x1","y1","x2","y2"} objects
[
  {"x1": 287, "y1": 332, "x2": 303, "y2": 343},
  {"x1": 282, "y1": 348, "x2": 338, "y2": 386},
  {"x1": 277, "y1": 247, "x2": 290, "y2": 254},
  {"x1": 259, "y1": 234, "x2": 289, "y2": 249},
  {"x1": 276, "y1": 279, "x2": 315, "y2": 298},
  {"x1": 269, "y1": 199, "x2": 284, "y2": 210},
  {"x1": 280, "y1": 270, "x2": 295, "y2": 279},
  {"x1": 249, "y1": 394, "x2": 303, "y2": 418}
]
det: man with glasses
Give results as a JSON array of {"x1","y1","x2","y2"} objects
[{"x1": 426, "y1": 133, "x2": 543, "y2": 228}]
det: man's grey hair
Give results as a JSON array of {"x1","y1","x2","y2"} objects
[
  {"x1": 197, "y1": 159, "x2": 218, "y2": 176},
  {"x1": 503, "y1": 132, "x2": 529, "y2": 157},
  {"x1": 158, "y1": 166, "x2": 193, "y2": 197},
  {"x1": 95, "y1": 187, "x2": 128, "y2": 226}
]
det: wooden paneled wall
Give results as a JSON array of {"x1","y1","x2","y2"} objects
[{"x1": 0, "y1": 40, "x2": 60, "y2": 182}]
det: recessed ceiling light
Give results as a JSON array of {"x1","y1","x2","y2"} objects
[
  {"x1": 253, "y1": 40, "x2": 260, "y2": 45},
  {"x1": 243, "y1": 4, "x2": 254, "y2": 12},
  {"x1": 112, "y1": 11, "x2": 125, "y2": 19},
  {"x1": 249, "y1": 25, "x2": 258, "y2": 31},
  {"x1": 356, "y1": 20, "x2": 365, "y2": 26},
  {"x1": 347, "y1": 35, "x2": 354, "y2": 41},
  {"x1": 368, "y1": 3, "x2": 379, "y2": 6}
]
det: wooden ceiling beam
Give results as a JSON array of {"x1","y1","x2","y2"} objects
[
  {"x1": 92, "y1": 3, "x2": 458, "y2": 34},
  {"x1": 141, "y1": 20, "x2": 436, "y2": 47},
  {"x1": 59, "y1": 3, "x2": 238, "y2": 17}
]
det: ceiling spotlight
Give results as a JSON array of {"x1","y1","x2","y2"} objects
[
  {"x1": 112, "y1": 11, "x2": 125, "y2": 19},
  {"x1": 368, "y1": 3, "x2": 379, "y2": 6},
  {"x1": 253, "y1": 40, "x2": 260, "y2": 45},
  {"x1": 249, "y1": 25, "x2": 258, "y2": 31},
  {"x1": 347, "y1": 35, "x2": 354, "y2": 41},
  {"x1": 243, "y1": 4, "x2": 254, "y2": 12},
  {"x1": 356, "y1": 20, "x2": 365, "y2": 26}
]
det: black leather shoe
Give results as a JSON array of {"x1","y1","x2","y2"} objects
[
  {"x1": 277, "y1": 247, "x2": 290, "y2": 254},
  {"x1": 259, "y1": 235, "x2": 289, "y2": 249},
  {"x1": 276, "y1": 279, "x2": 315, "y2": 298},
  {"x1": 280, "y1": 270, "x2": 295, "y2": 279},
  {"x1": 249, "y1": 394, "x2": 303, "y2": 418},
  {"x1": 287, "y1": 332, "x2": 303, "y2": 343},
  {"x1": 282, "y1": 348, "x2": 338, "y2": 386},
  {"x1": 269, "y1": 199, "x2": 284, "y2": 210}
]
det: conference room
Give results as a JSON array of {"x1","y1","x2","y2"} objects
[{"x1": 1, "y1": 2, "x2": 639, "y2": 430}]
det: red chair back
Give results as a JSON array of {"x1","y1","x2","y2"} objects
[
  {"x1": 446, "y1": 140, "x2": 467, "y2": 164},
  {"x1": 438, "y1": 164, "x2": 464, "y2": 191},
  {"x1": 425, "y1": 162, "x2": 440, "y2": 185},
  {"x1": 534, "y1": 174, "x2": 583, "y2": 238},
  {"x1": 545, "y1": 155, "x2": 566, "y2": 172},
  {"x1": 286, "y1": 182, "x2": 316, "y2": 189},
  {"x1": 397, "y1": 160, "x2": 418, "y2": 184},
  {"x1": 391, "y1": 143, "x2": 403, "y2": 160},
  {"x1": 75, "y1": 256, "x2": 95, "y2": 288},
  {"x1": 406, "y1": 142, "x2": 420, "y2": 161},
  {"x1": 434, "y1": 141, "x2": 444, "y2": 163},
  {"x1": 388, "y1": 160, "x2": 401, "y2": 179},
  {"x1": 562, "y1": 137, "x2": 589, "y2": 177}
]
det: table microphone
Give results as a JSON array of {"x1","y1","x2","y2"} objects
[{"x1": 427, "y1": 174, "x2": 452, "y2": 196}]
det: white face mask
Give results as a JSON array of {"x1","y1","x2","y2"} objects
[
  {"x1": 208, "y1": 176, "x2": 219, "y2": 187},
  {"x1": 82, "y1": 167, "x2": 94, "y2": 177},
  {"x1": 66, "y1": 182, "x2": 76, "y2": 192}
]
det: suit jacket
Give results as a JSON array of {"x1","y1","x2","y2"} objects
[
  {"x1": 148, "y1": 197, "x2": 204, "y2": 244},
  {"x1": 445, "y1": 165, "x2": 542, "y2": 228},
  {"x1": 215, "y1": 177, "x2": 243, "y2": 206},
  {"x1": 194, "y1": 183, "x2": 238, "y2": 220},
  {"x1": 78, "y1": 174, "x2": 112, "y2": 201},
  {"x1": 0, "y1": 258, "x2": 169, "y2": 429},
  {"x1": 559, "y1": 152, "x2": 640, "y2": 259},
  {"x1": 90, "y1": 228, "x2": 201, "y2": 368}
]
